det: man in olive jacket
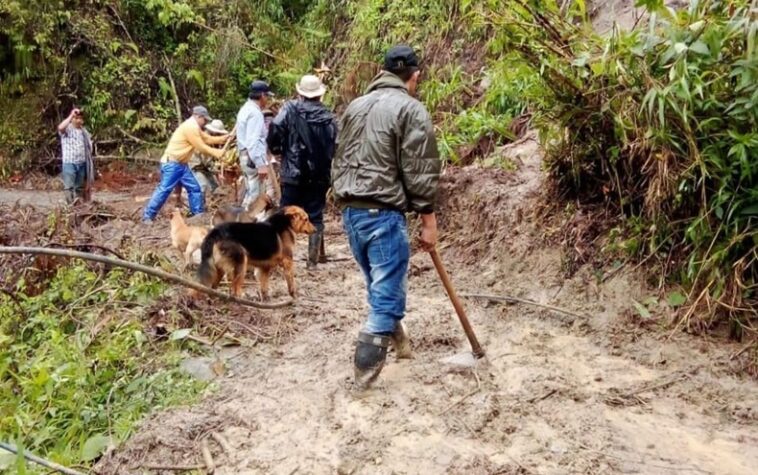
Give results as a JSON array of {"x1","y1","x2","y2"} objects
[{"x1": 332, "y1": 45, "x2": 441, "y2": 388}]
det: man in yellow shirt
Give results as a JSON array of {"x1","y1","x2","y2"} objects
[{"x1": 143, "y1": 106, "x2": 228, "y2": 222}]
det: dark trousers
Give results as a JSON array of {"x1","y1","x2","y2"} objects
[{"x1": 281, "y1": 183, "x2": 328, "y2": 231}]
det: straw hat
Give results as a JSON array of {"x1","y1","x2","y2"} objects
[
  {"x1": 205, "y1": 119, "x2": 228, "y2": 135},
  {"x1": 296, "y1": 75, "x2": 327, "y2": 98}
]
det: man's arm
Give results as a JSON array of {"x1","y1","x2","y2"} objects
[
  {"x1": 185, "y1": 124, "x2": 224, "y2": 159},
  {"x1": 201, "y1": 131, "x2": 229, "y2": 145},
  {"x1": 398, "y1": 103, "x2": 442, "y2": 250},
  {"x1": 57, "y1": 109, "x2": 77, "y2": 134},
  {"x1": 398, "y1": 104, "x2": 441, "y2": 214}
]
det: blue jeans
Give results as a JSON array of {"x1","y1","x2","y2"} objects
[
  {"x1": 342, "y1": 208, "x2": 410, "y2": 334},
  {"x1": 62, "y1": 162, "x2": 86, "y2": 203},
  {"x1": 143, "y1": 162, "x2": 204, "y2": 220}
]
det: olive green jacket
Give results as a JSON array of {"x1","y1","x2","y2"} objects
[{"x1": 331, "y1": 71, "x2": 441, "y2": 214}]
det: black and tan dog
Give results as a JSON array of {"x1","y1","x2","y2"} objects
[{"x1": 196, "y1": 206, "x2": 316, "y2": 300}]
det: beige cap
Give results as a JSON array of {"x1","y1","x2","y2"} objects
[
  {"x1": 205, "y1": 119, "x2": 228, "y2": 134},
  {"x1": 296, "y1": 75, "x2": 327, "y2": 98}
]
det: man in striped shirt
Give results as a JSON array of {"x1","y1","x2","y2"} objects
[{"x1": 57, "y1": 107, "x2": 93, "y2": 204}]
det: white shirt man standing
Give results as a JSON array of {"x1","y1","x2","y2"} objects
[{"x1": 236, "y1": 80, "x2": 274, "y2": 208}]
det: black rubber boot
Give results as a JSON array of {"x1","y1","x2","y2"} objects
[
  {"x1": 307, "y1": 232, "x2": 321, "y2": 269},
  {"x1": 354, "y1": 332, "x2": 391, "y2": 389}
]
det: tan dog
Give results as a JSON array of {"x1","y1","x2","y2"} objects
[{"x1": 170, "y1": 209, "x2": 209, "y2": 269}]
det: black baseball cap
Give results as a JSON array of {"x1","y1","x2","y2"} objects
[
  {"x1": 249, "y1": 80, "x2": 275, "y2": 97},
  {"x1": 383, "y1": 45, "x2": 419, "y2": 73}
]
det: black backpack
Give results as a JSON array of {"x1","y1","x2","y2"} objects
[{"x1": 288, "y1": 103, "x2": 335, "y2": 184}]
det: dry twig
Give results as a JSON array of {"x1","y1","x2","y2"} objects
[
  {"x1": 461, "y1": 293, "x2": 587, "y2": 319},
  {"x1": 201, "y1": 439, "x2": 215, "y2": 474},
  {"x1": 210, "y1": 432, "x2": 233, "y2": 457}
]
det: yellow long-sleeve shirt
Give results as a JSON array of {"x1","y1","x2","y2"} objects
[{"x1": 162, "y1": 117, "x2": 228, "y2": 163}]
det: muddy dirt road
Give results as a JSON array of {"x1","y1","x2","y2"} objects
[
  {"x1": 3, "y1": 146, "x2": 756, "y2": 474},
  {"x1": 99, "y1": 229, "x2": 758, "y2": 474},
  {"x1": 86, "y1": 142, "x2": 757, "y2": 475}
]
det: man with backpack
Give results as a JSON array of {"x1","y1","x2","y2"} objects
[{"x1": 267, "y1": 75, "x2": 337, "y2": 269}]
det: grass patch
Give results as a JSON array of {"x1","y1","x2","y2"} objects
[{"x1": 0, "y1": 262, "x2": 208, "y2": 472}]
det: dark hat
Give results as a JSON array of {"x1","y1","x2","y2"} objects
[
  {"x1": 249, "y1": 80, "x2": 275, "y2": 97},
  {"x1": 383, "y1": 45, "x2": 419, "y2": 72},
  {"x1": 192, "y1": 105, "x2": 211, "y2": 120}
]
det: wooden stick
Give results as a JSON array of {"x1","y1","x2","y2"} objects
[
  {"x1": 429, "y1": 249, "x2": 485, "y2": 358},
  {"x1": 0, "y1": 442, "x2": 85, "y2": 475},
  {"x1": 201, "y1": 439, "x2": 215, "y2": 474},
  {"x1": 460, "y1": 293, "x2": 587, "y2": 320},
  {"x1": 93, "y1": 155, "x2": 161, "y2": 164},
  {"x1": 436, "y1": 387, "x2": 480, "y2": 416},
  {"x1": 210, "y1": 432, "x2": 233, "y2": 457},
  {"x1": 218, "y1": 125, "x2": 237, "y2": 183},
  {"x1": 218, "y1": 125, "x2": 237, "y2": 162},
  {"x1": 47, "y1": 242, "x2": 126, "y2": 260},
  {"x1": 0, "y1": 246, "x2": 293, "y2": 310},
  {"x1": 140, "y1": 463, "x2": 206, "y2": 471},
  {"x1": 164, "y1": 56, "x2": 183, "y2": 125}
]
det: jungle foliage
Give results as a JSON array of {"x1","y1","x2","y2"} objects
[{"x1": 0, "y1": 2, "x2": 756, "y2": 470}]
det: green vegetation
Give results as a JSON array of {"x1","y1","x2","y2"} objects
[
  {"x1": 0, "y1": 260, "x2": 206, "y2": 472},
  {"x1": 0, "y1": 0, "x2": 756, "y2": 468},
  {"x1": 494, "y1": 0, "x2": 756, "y2": 332}
]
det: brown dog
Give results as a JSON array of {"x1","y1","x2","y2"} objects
[
  {"x1": 211, "y1": 193, "x2": 274, "y2": 226},
  {"x1": 170, "y1": 209, "x2": 209, "y2": 269},
  {"x1": 196, "y1": 206, "x2": 316, "y2": 299}
]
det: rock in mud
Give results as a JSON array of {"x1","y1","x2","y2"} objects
[{"x1": 180, "y1": 357, "x2": 223, "y2": 381}]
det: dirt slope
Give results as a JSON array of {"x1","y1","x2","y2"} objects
[{"x1": 87, "y1": 138, "x2": 758, "y2": 475}]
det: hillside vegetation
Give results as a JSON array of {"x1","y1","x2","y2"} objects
[{"x1": 0, "y1": 0, "x2": 756, "y2": 470}]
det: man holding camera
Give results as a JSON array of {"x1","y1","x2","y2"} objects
[{"x1": 57, "y1": 107, "x2": 94, "y2": 204}]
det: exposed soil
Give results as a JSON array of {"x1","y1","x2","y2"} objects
[
  {"x1": 1, "y1": 142, "x2": 756, "y2": 474},
  {"x1": 0, "y1": 140, "x2": 733, "y2": 474}
]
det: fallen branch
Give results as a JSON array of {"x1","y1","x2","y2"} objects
[
  {"x1": 139, "y1": 463, "x2": 206, "y2": 471},
  {"x1": 437, "y1": 387, "x2": 481, "y2": 416},
  {"x1": 189, "y1": 20, "x2": 292, "y2": 65},
  {"x1": 526, "y1": 388, "x2": 558, "y2": 404},
  {"x1": 0, "y1": 442, "x2": 85, "y2": 475},
  {"x1": 730, "y1": 340, "x2": 757, "y2": 360},
  {"x1": 116, "y1": 125, "x2": 162, "y2": 147},
  {"x1": 0, "y1": 247, "x2": 293, "y2": 310},
  {"x1": 0, "y1": 287, "x2": 26, "y2": 317},
  {"x1": 48, "y1": 242, "x2": 126, "y2": 260},
  {"x1": 209, "y1": 432, "x2": 233, "y2": 457},
  {"x1": 201, "y1": 439, "x2": 215, "y2": 474},
  {"x1": 163, "y1": 55, "x2": 183, "y2": 125},
  {"x1": 460, "y1": 293, "x2": 587, "y2": 319},
  {"x1": 604, "y1": 372, "x2": 691, "y2": 406},
  {"x1": 94, "y1": 155, "x2": 161, "y2": 164}
]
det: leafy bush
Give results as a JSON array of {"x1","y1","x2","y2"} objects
[
  {"x1": 0, "y1": 263, "x2": 205, "y2": 471},
  {"x1": 496, "y1": 0, "x2": 757, "y2": 332},
  {"x1": 0, "y1": 0, "x2": 323, "y2": 160}
]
